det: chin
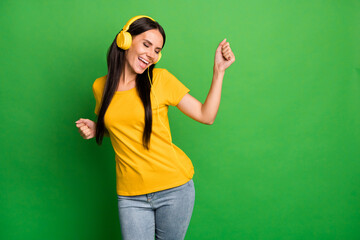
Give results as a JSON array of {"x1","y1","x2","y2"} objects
[
  {"x1": 136, "y1": 68, "x2": 146, "y2": 74},
  {"x1": 136, "y1": 65, "x2": 152, "y2": 74}
]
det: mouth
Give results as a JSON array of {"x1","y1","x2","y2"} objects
[{"x1": 138, "y1": 57, "x2": 150, "y2": 69}]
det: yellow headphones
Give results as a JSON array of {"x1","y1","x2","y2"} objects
[{"x1": 116, "y1": 15, "x2": 162, "y2": 64}]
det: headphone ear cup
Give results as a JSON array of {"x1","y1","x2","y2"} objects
[
  {"x1": 154, "y1": 52, "x2": 162, "y2": 64},
  {"x1": 116, "y1": 31, "x2": 132, "y2": 50}
]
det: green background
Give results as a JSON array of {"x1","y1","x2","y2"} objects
[{"x1": 1, "y1": 0, "x2": 359, "y2": 239}]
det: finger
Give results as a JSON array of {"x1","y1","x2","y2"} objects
[
  {"x1": 84, "y1": 129, "x2": 91, "y2": 135},
  {"x1": 221, "y1": 45, "x2": 230, "y2": 53},
  {"x1": 222, "y1": 53, "x2": 230, "y2": 61},
  {"x1": 221, "y1": 47, "x2": 231, "y2": 53},
  {"x1": 76, "y1": 120, "x2": 85, "y2": 126},
  {"x1": 82, "y1": 131, "x2": 89, "y2": 138},
  {"x1": 80, "y1": 124, "x2": 89, "y2": 130},
  {"x1": 76, "y1": 119, "x2": 94, "y2": 128},
  {"x1": 222, "y1": 48, "x2": 231, "y2": 56},
  {"x1": 222, "y1": 46, "x2": 230, "y2": 52},
  {"x1": 222, "y1": 44, "x2": 231, "y2": 51},
  {"x1": 76, "y1": 123, "x2": 85, "y2": 128},
  {"x1": 216, "y1": 38, "x2": 227, "y2": 51},
  {"x1": 227, "y1": 53, "x2": 235, "y2": 61},
  {"x1": 222, "y1": 42, "x2": 230, "y2": 48},
  {"x1": 80, "y1": 125, "x2": 89, "y2": 131},
  {"x1": 79, "y1": 131, "x2": 87, "y2": 138},
  {"x1": 222, "y1": 47, "x2": 231, "y2": 55},
  {"x1": 75, "y1": 118, "x2": 84, "y2": 123},
  {"x1": 85, "y1": 132, "x2": 93, "y2": 139},
  {"x1": 223, "y1": 52, "x2": 232, "y2": 60},
  {"x1": 222, "y1": 46, "x2": 233, "y2": 55},
  {"x1": 222, "y1": 50, "x2": 232, "y2": 59},
  {"x1": 227, "y1": 51, "x2": 235, "y2": 60},
  {"x1": 82, "y1": 119, "x2": 94, "y2": 126}
]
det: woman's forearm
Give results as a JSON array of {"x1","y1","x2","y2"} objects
[
  {"x1": 200, "y1": 68, "x2": 225, "y2": 124},
  {"x1": 176, "y1": 39, "x2": 234, "y2": 125}
]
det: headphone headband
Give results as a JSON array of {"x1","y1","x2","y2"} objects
[{"x1": 122, "y1": 15, "x2": 156, "y2": 32}]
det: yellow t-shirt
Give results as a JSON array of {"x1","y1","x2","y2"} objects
[{"x1": 92, "y1": 68, "x2": 194, "y2": 196}]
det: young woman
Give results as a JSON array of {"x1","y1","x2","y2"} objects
[{"x1": 75, "y1": 15, "x2": 235, "y2": 240}]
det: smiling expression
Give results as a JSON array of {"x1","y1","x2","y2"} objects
[{"x1": 124, "y1": 29, "x2": 164, "y2": 75}]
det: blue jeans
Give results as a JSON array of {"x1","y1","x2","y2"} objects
[{"x1": 117, "y1": 179, "x2": 195, "y2": 240}]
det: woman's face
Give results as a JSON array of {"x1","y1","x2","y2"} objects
[{"x1": 125, "y1": 29, "x2": 164, "y2": 75}]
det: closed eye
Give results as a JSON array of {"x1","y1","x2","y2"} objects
[
  {"x1": 144, "y1": 42, "x2": 160, "y2": 54},
  {"x1": 144, "y1": 39, "x2": 162, "y2": 53}
]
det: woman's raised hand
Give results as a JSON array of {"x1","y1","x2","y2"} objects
[
  {"x1": 214, "y1": 38, "x2": 235, "y2": 73},
  {"x1": 75, "y1": 118, "x2": 96, "y2": 139}
]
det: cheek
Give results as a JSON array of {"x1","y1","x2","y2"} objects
[
  {"x1": 125, "y1": 50, "x2": 136, "y2": 64},
  {"x1": 128, "y1": 47, "x2": 140, "y2": 60}
]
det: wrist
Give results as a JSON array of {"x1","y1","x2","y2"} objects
[{"x1": 213, "y1": 65, "x2": 225, "y2": 75}]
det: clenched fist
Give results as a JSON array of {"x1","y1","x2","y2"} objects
[
  {"x1": 214, "y1": 38, "x2": 235, "y2": 73},
  {"x1": 75, "y1": 118, "x2": 96, "y2": 139}
]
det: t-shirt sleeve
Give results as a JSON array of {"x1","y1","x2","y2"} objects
[
  {"x1": 157, "y1": 69, "x2": 190, "y2": 106},
  {"x1": 92, "y1": 82, "x2": 100, "y2": 116},
  {"x1": 92, "y1": 76, "x2": 106, "y2": 115}
]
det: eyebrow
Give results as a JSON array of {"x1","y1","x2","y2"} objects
[{"x1": 144, "y1": 39, "x2": 162, "y2": 50}]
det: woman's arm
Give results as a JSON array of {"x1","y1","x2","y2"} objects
[{"x1": 176, "y1": 39, "x2": 235, "y2": 125}]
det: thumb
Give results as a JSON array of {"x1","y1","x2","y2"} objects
[
  {"x1": 75, "y1": 118, "x2": 83, "y2": 123},
  {"x1": 216, "y1": 38, "x2": 227, "y2": 52}
]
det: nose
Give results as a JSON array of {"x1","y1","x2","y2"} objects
[{"x1": 146, "y1": 49, "x2": 156, "y2": 63}]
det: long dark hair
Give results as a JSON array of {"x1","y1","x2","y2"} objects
[{"x1": 95, "y1": 17, "x2": 166, "y2": 149}]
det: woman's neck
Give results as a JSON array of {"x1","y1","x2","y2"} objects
[{"x1": 120, "y1": 62, "x2": 137, "y2": 85}]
